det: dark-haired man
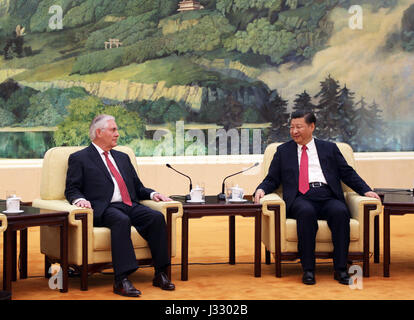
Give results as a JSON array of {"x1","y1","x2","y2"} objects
[{"x1": 255, "y1": 111, "x2": 379, "y2": 285}]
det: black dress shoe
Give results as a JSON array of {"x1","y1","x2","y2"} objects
[
  {"x1": 334, "y1": 270, "x2": 351, "y2": 285},
  {"x1": 302, "y1": 271, "x2": 316, "y2": 285},
  {"x1": 153, "y1": 272, "x2": 175, "y2": 290},
  {"x1": 113, "y1": 278, "x2": 141, "y2": 297}
]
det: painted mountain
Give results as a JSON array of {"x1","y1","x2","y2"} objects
[{"x1": 0, "y1": 0, "x2": 413, "y2": 158}]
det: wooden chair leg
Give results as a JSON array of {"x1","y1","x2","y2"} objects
[
  {"x1": 275, "y1": 255, "x2": 282, "y2": 278},
  {"x1": 44, "y1": 256, "x2": 51, "y2": 278},
  {"x1": 265, "y1": 249, "x2": 271, "y2": 265},
  {"x1": 80, "y1": 265, "x2": 88, "y2": 291}
]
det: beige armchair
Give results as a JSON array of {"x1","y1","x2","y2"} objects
[
  {"x1": 0, "y1": 214, "x2": 7, "y2": 233},
  {"x1": 33, "y1": 146, "x2": 182, "y2": 290},
  {"x1": 260, "y1": 142, "x2": 381, "y2": 277}
]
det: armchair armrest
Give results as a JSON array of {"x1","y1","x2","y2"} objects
[
  {"x1": 140, "y1": 200, "x2": 183, "y2": 257},
  {"x1": 345, "y1": 192, "x2": 382, "y2": 221},
  {"x1": 0, "y1": 214, "x2": 7, "y2": 232},
  {"x1": 260, "y1": 193, "x2": 286, "y2": 253},
  {"x1": 261, "y1": 193, "x2": 286, "y2": 221},
  {"x1": 32, "y1": 199, "x2": 94, "y2": 228},
  {"x1": 139, "y1": 200, "x2": 183, "y2": 220}
]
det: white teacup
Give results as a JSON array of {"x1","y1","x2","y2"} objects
[
  {"x1": 6, "y1": 195, "x2": 21, "y2": 212},
  {"x1": 190, "y1": 187, "x2": 204, "y2": 202},
  {"x1": 230, "y1": 186, "x2": 244, "y2": 200}
]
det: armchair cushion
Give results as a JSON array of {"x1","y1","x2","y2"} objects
[{"x1": 285, "y1": 218, "x2": 360, "y2": 242}]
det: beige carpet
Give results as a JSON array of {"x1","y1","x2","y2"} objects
[{"x1": 1, "y1": 214, "x2": 414, "y2": 300}]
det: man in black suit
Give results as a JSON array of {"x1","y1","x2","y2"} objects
[
  {"x1": 254, "y1": 111, "x2": 380, "y2": 285},
  {"x1": 65, "y1": 114, "x2": 175, "y2": 297}
]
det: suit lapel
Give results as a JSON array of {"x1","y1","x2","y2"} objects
[
  {"x1": 86, "y1": 144, "x2": 113, "y2": 183},
  {"x1": 110, "y1": 150, "x2": 128, "y2": 181},
  {"x1": 287, "y1": 140, "x2": 299, "y2": 185}
]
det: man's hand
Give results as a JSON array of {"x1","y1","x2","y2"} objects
[
  {"x1": 364, "y1": 191, "x2": 381, "y2": 200},
  {"x1": 152, "y1": 193, "x2": 173, "y2": 202},
  {"x1": 74, "y1": 199, "x2": 92, "y2": 208},
  {"x1": 254, "y1": 189, "x2": 265, "y2": 204}
]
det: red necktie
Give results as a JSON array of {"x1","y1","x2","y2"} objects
[
  {"x1": 299, "y1": 145, "x2": 309, "y2": 194},
  {"x1": 103, "y1": 151, "x2": 132, "y2": 206}
]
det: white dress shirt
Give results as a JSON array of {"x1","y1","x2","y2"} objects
[
  {"x1": 92, "y1": 143, "x2": 124, "y2": 203},
  {"x1": 297, "y1": 138, "x2": 327, "y2": 184},
  {"x1": 73, "y1": 143, "x2": 157, "y2": 205}
]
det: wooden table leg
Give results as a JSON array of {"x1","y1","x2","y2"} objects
[
  {"x1": 20, "y1": 229, "x2": 28, "y2": 279},
  {"x1": 181, "y1": 212, "x2": 189, "y2": 281},
  {"x1": 254, "y1": 210, "x2": 261, "y2": 277},
  {"x1": 229, "y1": 216, "x2": 235, "y2": 265},
  {"x1": 383, "y1": 209, "x2": 390, "y2": 277}
]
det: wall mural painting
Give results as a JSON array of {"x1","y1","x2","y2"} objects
[{"x1": 0, "y1": 0, "x2": 413, "y2": 159}]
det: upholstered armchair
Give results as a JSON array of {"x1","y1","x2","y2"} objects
[
  {"x1": 260, "y1": 142, "x2": 381, "y2": 277},
  {"x1": 32, "y1": 146, "x2": 182, "y2": 290}
]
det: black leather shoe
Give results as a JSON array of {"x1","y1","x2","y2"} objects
[
  {"x1": 334, "y1": 270, "x2": 351, "y2": 285},
  {"x1": 153, "y1": 272, "x2": 175, "y2": 290},
  {"x1": 302, "y1": 271, "x2": 316, "y2": 285},
  {"x1": 113, "y1": 278, "x2": 141, "y2": 297}
]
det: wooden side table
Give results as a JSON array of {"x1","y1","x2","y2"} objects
[
  {"x1": 382, "y1": 192, "x2": 414, "y2": 277},
  {"x1": 1, "y1": 204, "x2": 69, "y2": 294},
  {"x1": 174, "y1": 196, "x2": 262, "y2": 281}
]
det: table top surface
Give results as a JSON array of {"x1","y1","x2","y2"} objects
[
  {"x1": 0, "y1": 203, "x2": 67, "y2": 220},
  {"x1": 383, "y1": 193, "x2": 414, "y2": 206},
  {"x1": 171, "y1": 195, "x2": 259, "y2": 207}
]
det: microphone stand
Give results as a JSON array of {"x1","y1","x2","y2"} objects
[
  {"x1": 166, "y1": 164, "x2": 192, "y2": 201},
  {"x1": 217, "y1": 162, "x2": 259, "y2": 201}
]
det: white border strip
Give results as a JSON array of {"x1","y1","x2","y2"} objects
[{"x1": 0, "y1": 152, "x2": 413, "y2": 168}]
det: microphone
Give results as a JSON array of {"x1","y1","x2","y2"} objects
[
  {"x1": 166, "y1": 164, "x2": 192, "y2": 201},
  {"x1": 217, "y1": 162, "x2": 260, "y2": 201}
]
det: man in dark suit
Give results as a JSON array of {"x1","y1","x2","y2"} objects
[
  {"x1": 254, "y1": 111, "x2": 380, "y2": 285},
  {"x1": 65, "y1": 114, "x2": 175, "y2": 297}
]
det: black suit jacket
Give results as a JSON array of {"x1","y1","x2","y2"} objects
[
  {"x1": 65, "y1": 144, "x2": 154, "y2": 225},
  {"x1": 257, "y1": 139, "x2": 372, "y2": 212}
]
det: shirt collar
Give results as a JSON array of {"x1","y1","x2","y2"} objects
[
  {"x1": 92, "y1": 142, "x2": 106, "y2": 156},
  {"x1": 297, "y1": 137, "x2": 315, "y2": 152}
]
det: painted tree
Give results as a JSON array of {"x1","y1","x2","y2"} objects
[
  {"x1": 353, "y1": 97, "x2": 376, "y2": 151},
  {"x1": 336, "y1": 84, "x2": 357, "y2": 145},
  {"x1": 260, "y1": 90, "x2": 290, "y2": 143},
  {"x1": 293, "y1": 90, "x2": 316, "y2": 114},
  {"x1": 314, "y1": 75, "x2": 341, "y2": 140}
]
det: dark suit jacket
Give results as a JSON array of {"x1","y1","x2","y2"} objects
[
  {"x1": 257, "y1": 139, "x2": 372, "y2": 212},
  {"x1": 65, "y1": 144, "x2": 154, "y2": 225}
]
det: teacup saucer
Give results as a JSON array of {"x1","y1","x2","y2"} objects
[
  {"x1": 2, "y1": 209, "x2": 24, "y2": 214},
  {"x1": 186, "y1": 199, "x2": 205, "y2": 203},
  {"x1": 228, "y1": 199, "x2": 248, "y2": 203}
]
